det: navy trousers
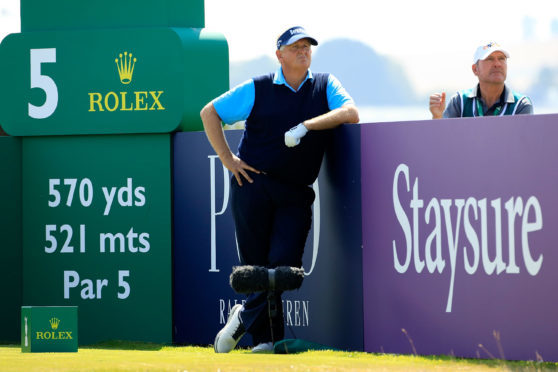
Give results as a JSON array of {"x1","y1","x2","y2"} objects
[{"x1": 231, "y1": 172, "x2": 315, "y2": 345}]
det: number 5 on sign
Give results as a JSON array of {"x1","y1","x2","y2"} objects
[{"x1": 29, "y1": 48, "x2": 58, "y2": 119}]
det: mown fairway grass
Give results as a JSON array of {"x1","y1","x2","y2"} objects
[{"x1": 1, "y1": 342, "x2": 557, "y2": 371}]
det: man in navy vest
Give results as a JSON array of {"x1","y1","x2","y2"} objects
[
  {"x1": 429, "y1": 42, "x2": 533, "y2": 118},
  {"x1": 201, "y1": 26, "x2": 359, "y2": 353}
]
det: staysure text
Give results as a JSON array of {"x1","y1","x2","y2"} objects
[{"x1": 392, "y1": 163, "x2": 543, "y2": 312}]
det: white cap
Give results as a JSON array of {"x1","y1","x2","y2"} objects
[{"x1": 473, "y1": 42, "x2": 510, "y2": 63}]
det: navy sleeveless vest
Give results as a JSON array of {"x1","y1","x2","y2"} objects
[{"x1": 238, "y1": 72, "x2": 331, "y2": 185}]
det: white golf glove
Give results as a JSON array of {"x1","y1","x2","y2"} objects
[{"x1": 284, "y1": 123, "x2": 308, "y2": 147}]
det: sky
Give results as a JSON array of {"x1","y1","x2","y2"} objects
[
  {"x1": 203, "y1": 0, "x2": 558, "y2": 95},
  {"x1": 1, "y1": 0, "x2": 558, "y2": 97}
]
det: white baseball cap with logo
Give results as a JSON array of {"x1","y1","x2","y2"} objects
[{"x1": 473, "y1": 42, "x2": 510, "y2": 63}]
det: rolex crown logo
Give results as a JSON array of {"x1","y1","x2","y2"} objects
[
  {"x1": 49, "y1": 317, "x2": 60, "y2": 330},
  {"x1": 115, "y1": 51, "x2": 137, "y2": 84}
]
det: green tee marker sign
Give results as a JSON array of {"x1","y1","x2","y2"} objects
[
  {"x1": 4, "y1": 0, "x2": 226, "y2": 345},
  {"x1": 0, "y1": 28, "x2": 228, "y2": 135},
  {"x1": 21, "y1": 306, "x2": 78, "y2": 352}
]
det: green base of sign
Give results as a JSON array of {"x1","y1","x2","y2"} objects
[{"x1": 21, "y1": 306, "x2": 78, "y2": 353}]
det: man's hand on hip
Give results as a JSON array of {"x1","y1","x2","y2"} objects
[
  {"x1": 221, "y1": 153, "x2": 260, "y2": 186},
  {"x1": 284, "y1": 123, "x2": 308, "y2": 147}
]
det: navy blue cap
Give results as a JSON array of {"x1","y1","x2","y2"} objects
[{"x1": 276, "y1": 26, "x2": 318, "y2": 50}]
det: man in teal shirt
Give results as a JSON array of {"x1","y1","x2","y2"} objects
[{"x1": 429, "y1": 42, "x2": 533, "y2": 118}]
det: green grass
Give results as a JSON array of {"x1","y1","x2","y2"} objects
[{"x1": 1, "y1": 341, "x2": 557, "y2": 371}]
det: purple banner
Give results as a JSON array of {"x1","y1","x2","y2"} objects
[{"x1": 362, "y1": 114, "x2": 558, "y2": 361}]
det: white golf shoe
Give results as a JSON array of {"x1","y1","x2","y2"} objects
[
  {"x1": 214, "y1": 304, "x2": 246, "y2": 353},
  {"x1": 251, "y1": 342, "x2": 274, "y2": 353}
]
